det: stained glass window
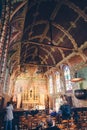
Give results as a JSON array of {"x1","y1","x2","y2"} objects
[
  {"x1": 48, "y1": 75, "x2": 53, "y2": 94},
  {"x1": 64, "y1": 65, "x2": 72, "y2": 91},
  {"x1": 55, "y1": 71, "x2": 61, "y2": 92}
]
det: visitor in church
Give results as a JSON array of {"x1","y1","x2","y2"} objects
[
  {"x1": 49, "y1": 108, "x2": 57, "y2": 117},
  {"x1": 72, "y1": 110, "x2": 79, "y2": 123},
  {"x1": 45, "y1": 118, "x2": 61, "y2": 130},
  {"x1": 59, "y1": 101, "x2": 71, "y2": 120},
  {"x1": 57, "y1": 95, "x2": 71, "y2": 120},
  {"x1": 4, "y1": 101, "x2": 14, "y2": 130}
]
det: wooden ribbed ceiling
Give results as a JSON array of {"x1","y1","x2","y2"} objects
[{"x1": 8, "y1": 0, "x2": 87, "y2": 74}]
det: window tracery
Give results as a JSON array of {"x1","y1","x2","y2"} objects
[
  {"x1": 64, "y1": 65, "x2": 72, "y2": 91},
  {"x1": 48, "y1": 75, "x2": 53, "y2": 94},
  {"x1": 55, "y1": 71, "x2": 61, "y2": 92}
]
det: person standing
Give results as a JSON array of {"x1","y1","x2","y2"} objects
[
  {"x1": 4, "y1": 101, "x2": 14, "y2": 130},
  {"x1": 59, "y1": 100, "x2": 71, "y2": 120}
]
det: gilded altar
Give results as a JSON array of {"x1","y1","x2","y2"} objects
[
  {"x1": 13, "y1": 66, "x2": 48, "y2": 110},
  {"x1": 21, "y1": 86, "x2": 41, "y2": 109}
]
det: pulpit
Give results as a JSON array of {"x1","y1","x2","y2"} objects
[{"x1": 74, "y1": 89, "x2": 87, "y2": 100}]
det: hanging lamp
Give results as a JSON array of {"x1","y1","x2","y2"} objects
[{"x1": 71, "y1": 72, "x2": 84, "y2": 82}]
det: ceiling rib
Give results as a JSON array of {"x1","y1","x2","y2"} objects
[{"x1": 23, "y1": 41, "x2": 74, "y2": 51}]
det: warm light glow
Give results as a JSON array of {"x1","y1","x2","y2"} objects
[
  {"x1": 71, "y1": 77, "x2": 84, "y2": 82},
  {"x1": 71, "y1": 72, "x2": 84, "y2": 82}
]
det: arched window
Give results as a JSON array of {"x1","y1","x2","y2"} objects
[
  {"x1": 55, "y1": 71, "x2": 61, "y2": 92},
  {"x1": 48, "y1": 75, "x2": 53, "y2": 94},
  {"x1": 64, "y1": 65, "x2": 72, "y2": 91}
]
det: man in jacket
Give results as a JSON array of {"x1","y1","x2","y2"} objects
[{"x1": 4, "y1": 101, "x2": 14, "y2": 130}]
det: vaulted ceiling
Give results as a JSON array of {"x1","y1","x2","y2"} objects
[{"x1": 6, "y1": 0, "x2": 87, "y2": 76}]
